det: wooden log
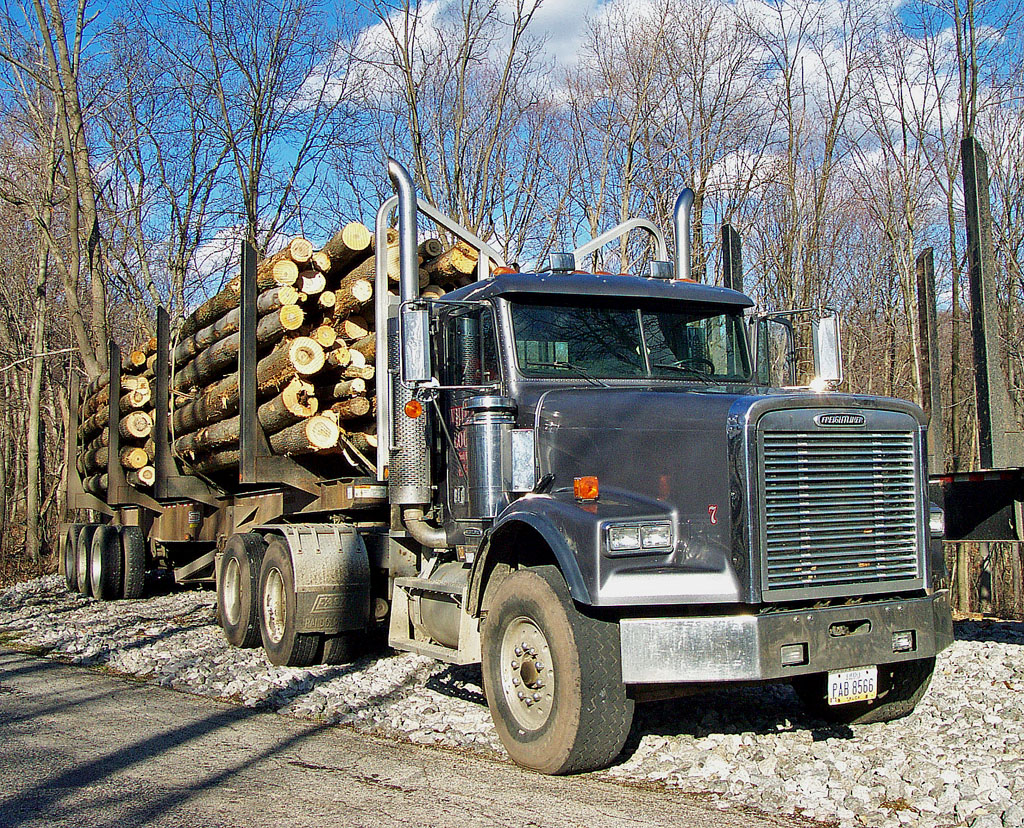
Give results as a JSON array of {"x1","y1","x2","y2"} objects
[
  {"x1": 348, "y1": 349, "x2": 367, "y2": 371},
  {"x1": 127, "y1": 466, "x2": 156, "y2": 488},
  {"x1": 421, "y1": 284, "x2": 446, "y2": 299},
  {"x1": 423, "y1": 240, "x2": 481, "y2": 283},
  {"x1": 311, "y1": 250, "x2": 332, "y2": 273},
  {"x1": 119, "y1": 446, "x2": 149, "y2": 470},
  {"x1": 120, "y1": 386, "x2": 152, "y2": 411},
  {"x1": 127, "y1": 348, "x2": 148, "y2": 369},
  {"x1": 122, "y1": 375, "x2": 150, "y2": 394},
  {"x1": 418, "y1": 238, "x2": 444, "y2": 261},
  {"x1": 332, "y1": 278, "x2": 373, "y2": 316},
  {"x1": 350, "y1": 334, "x2": 375, "y2": 361},
  {"x1": 177, "y1": 277, "x2": 242, "y2": 341},
  {"x1": 320, "y1": 222, "x2": 373, "y2": 271},
  {"x1": 191, "y1": 448, "x2": 239, "y2": 474},
  {"x1": 312, "y1": 325, "x2": 337, "y2": 348},
  {"x1": 286, "y1": 237, "x2": 314, "y2": 265},
  {"x1": 84, "y1": 370, "x2": 110, "y2": 399},
  {"x1": 84, "y1": 473, "x2": 108, "y2": 496},
  {"x1": 329, "y1": 396, "x2": 371, "y2": 421},
  {"x1": 269, "y1": 415, "x2": 339, "y2": 455},
  {"x1": 344, "y1": 363, "x2": 375, "y2": 380},
  {"x1": 172, "y1": 307, "x2": 308, "y2": 392},
  {"x1": 174, "y1": 413, "x2": 242, "y2": 458},
  {"x1": 342, "y1": 427, "x2": 377, "y2": 454},
  {"x1": 318, "y1": 291, "x2": 336, "y2": 310},
  {"x1": 119, "y1": 411, "x2": 153, "y2": 440},
  {"x1": 257, "y1": 378, "x2": 318, "y2": 433},
  {"x1": 325, "y1": 342, "x2": 351, "y2": 370},
  {"x1": 341, "y1": 315, "x2": 371, "y2": 340},
  {"x1": 78, "y1": 407, "x2": 109, "y2": 440},
  {"x1": 170, "y1": 337, "x2": 327, "y2": 435},
  {"x1": 81, "y1": 445, "x2": 109, "y2": 473},
  {"x1": 85, "y1": 428, "x2": 110, "y2": 453},
  {"x1": 300, "y1": 271, "x2": 326, "y2": 295},
  {"x1": 81, "y1": 384, "x2": 110, "y2": 420},
  {"x1": 272, "y1": 259, "x2": 300, "y2": 286},
  {"x1": 323, "y1": 378, "x2": 366, "y2": 399},
  {"x1": 257, "y1": 284, "x2": 300, "y2": 314},
  {"x1": 141, "y1": 335, "x2": 158, "y2": 354},
  {"x1": 173, "y1": 286, "x2": 303, "y2": 368}
]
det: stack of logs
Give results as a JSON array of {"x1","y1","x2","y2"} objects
[
  {"x1": 76, "y1": 339, "x2": 159, "y2": 496},
  {"x1": 74, "y1": 224, "x2": 482, "y2": 495}
]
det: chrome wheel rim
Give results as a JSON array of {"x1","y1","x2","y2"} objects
[
  {"x1": 90, "y1": 540, "x2": 102, "y2": 591},
  {"x1": 77, "y1": 540, "x2": 89, "y2": 589},
  {"x1": 223, "y1": 557, "x2": 242, "y2": 626},
  {"x1": 262, "y1": 567, "x2": 286, "y2": 644},
  {"x1": 499, "y1": 616, "x2": 554, "y2": 731}
]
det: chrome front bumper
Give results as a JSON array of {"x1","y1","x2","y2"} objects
[{"x1": 619, "y1": 591, "x2": 953, "y2": 684}]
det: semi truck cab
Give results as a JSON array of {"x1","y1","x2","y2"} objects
[{"x1": 381, "y1": 160, "x2": 953, "y2": 773}]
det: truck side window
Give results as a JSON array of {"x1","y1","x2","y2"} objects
[{"x1": 442, "y1": 307, "x2": 501, "y2": 388}]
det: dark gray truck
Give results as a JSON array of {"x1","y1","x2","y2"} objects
[{"x1": 64, "y1": 159, "x2": 954, "y2": 775}]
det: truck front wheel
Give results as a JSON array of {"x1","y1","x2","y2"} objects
[
  {"x1": 792, "y1": 657, "x2": 936, "y2": 725},
  {"x1": 481, "y1": 565, "x2": 634, "y2": 774},
  {"x1": 258, "y1": 538, "x2": 319, "y2": 667}
]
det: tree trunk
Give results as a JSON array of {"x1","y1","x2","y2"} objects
[{"x1": 269, "y1": 415, "x2": 340, "y2": 455}]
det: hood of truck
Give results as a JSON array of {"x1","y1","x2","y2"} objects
[{"x1": 526, "y1": 387, "x2": 928, "y2": 607}]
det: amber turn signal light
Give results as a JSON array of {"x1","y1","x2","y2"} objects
[
  {"x1": 405, "y1": 399, "x2": 423, "y2": 418},
  {"x1": 573, "y1": 476, "x2": 599, "y2": 501}
]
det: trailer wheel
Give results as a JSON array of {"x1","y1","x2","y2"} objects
[
  {"x1": 120, "y1": 526, "x2": 146, "y2": 600},
  {"x1": 481, "y1": 565, "x2": 634, "y2": 775},
  {"x1": 321, "y1": 632, "x2": 361, "y2": 665},
  {"x1": 219, "y1": 533, "x2": 266, "y2": 648},
  {"x1": 75, "y1": 525, "x2": 99, "y2": 596},
  {"x1": 258, "y1": 538, "x2": 319, "y2": 667},
  {"x1": 793, "y1": 657, "x2": 936, "y2": 725},
  {"x1": 62, "y1": 524, "x2": 85, "y2": 592},
  {"x1": 89, "y1": 524, "x2": 123, "y2": 600}
]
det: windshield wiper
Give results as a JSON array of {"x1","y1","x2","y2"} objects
[
  {"x1": 528, "y1": 360, "x2": 609, "y2": 387},
  {"x1": 652, "y1": 362, "x2": 714, "y2": 381}
]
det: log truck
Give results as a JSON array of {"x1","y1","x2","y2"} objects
[{"x1": 62, "y1": 158, "x2": 954, "y2": 774}]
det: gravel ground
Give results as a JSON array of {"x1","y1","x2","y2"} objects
[{"x1": 1, "y1": 576, "x2": 1022, "y2": 828}]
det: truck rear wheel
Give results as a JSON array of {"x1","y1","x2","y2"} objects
[
  {"x1": 89, "y1": 524, "x2": 123, "y2": 600},
  {"x1": 793, "y1": 657, "x2": 936, "y2": 724},
  {"x1": 219, "y1": 533, "x2": 266, "y2": 648},
  {"x1": 75, "y1": 525, "x2": 99, "y2": 596},
  {"x1": 321, "y1": 632, "x2": 361, "y2": 665},
  {"x1": 258, "y1": 538, "x2": 319, "y2": 667},
  {"x1": 120, "y1": 526, "x2": 146, "y2": 599},
  {"x1": 62, "y1": 524, "x2": 85, "y2": 592},
  {"x1": 481, "y1": 565, "x2": 634, "y2": 774}
]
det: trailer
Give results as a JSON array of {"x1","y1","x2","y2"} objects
[{"x1": 61, "y1": 159, "x2": 953, "y2": 774}]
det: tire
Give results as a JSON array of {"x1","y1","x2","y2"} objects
[
  {"x1": 258, "y1": 538, "x2": 319, "y2": 667},
  {"x1": 481, "y1": 565, "x2": 634, "y2": 774},
  {"x1": 793, "y1": 657, "x2": 936, "y2": 725},
  {"x1": 89, "y1": 524, "x2": 123, "y2": 600},
  {"x1": 120, "y1": 526, "x2": 147, "y2": 600},
  {"x1": 321, "y1": 631, "x2": 362, "y2": 665},
  {"x1": 218, "y1": 533, "x2": 267, "y2": 649},
  {"x1": 62, "y1": 524, "x2": 85, "y2": 592},
  {"x1": 75, "y1": 525, "x2": 99, "y2": 596}
]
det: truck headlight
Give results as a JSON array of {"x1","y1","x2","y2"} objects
[{"x1": 606, "y1": 522, "x2": 672, "y2": 554}]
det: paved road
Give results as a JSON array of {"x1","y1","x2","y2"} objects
[{"x1": 0, "y1": 648, "x2": 803, "y2": 828}]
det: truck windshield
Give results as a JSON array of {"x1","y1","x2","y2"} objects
[{"x1": 510, "y1": 297, "x2": 751, "y2": 381}]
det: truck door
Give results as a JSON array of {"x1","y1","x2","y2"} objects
[{"x1": 437, "y1": 306, "x2": 502, "y2": 526}]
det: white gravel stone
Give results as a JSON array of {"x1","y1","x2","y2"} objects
[{"x1": 2, "y1": 575, "x2": 1023, "y2": 828}]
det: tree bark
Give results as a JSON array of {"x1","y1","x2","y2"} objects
[{"x1": 269, "y1": 415, "x2": 339, "y2": 455}]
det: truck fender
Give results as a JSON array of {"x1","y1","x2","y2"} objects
[
  {"x1": 468, "y1": 499, "x2": 592, "y2": 616},
  {"x1": 258, "y1": 523, "x2": 371, "y2": 635}
]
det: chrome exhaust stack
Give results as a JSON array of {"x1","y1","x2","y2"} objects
[
  {"x1": 673, "y1": 188, "x2": 695, "y2": 282},
  {"x1": 384, "y1": 158, "x2": 447, "y2": 547}
]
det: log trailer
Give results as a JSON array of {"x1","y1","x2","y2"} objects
[{"x1": 61, "y1": 159, "x2": 953, "y2": 774}]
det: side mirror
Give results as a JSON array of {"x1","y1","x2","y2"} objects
[
  {"x1": 400, "y1": 305, "x2": 432, "y2": 385},
  {"x1": 812, "y1": 313, "x2": 842, "y2": 386}
]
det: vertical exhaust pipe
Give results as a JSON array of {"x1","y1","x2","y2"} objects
[
  {"x1": 674, "y1": 188, "x2": 695, "y2": 282},
  {"x1": 388, "y1": 157, "x2": 420, "y2": 303}
]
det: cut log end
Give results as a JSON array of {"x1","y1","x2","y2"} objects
[{"x1": 288, "y1": 337, "x2": 326, "y2": 376}]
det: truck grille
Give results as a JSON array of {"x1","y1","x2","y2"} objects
[{"x1": 760, "y1": 430, "x2": 922, "y2": 597}]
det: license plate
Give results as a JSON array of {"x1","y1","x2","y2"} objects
[{"x1": 827, "y1": 666, "x2": 878, "y2": 705}]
